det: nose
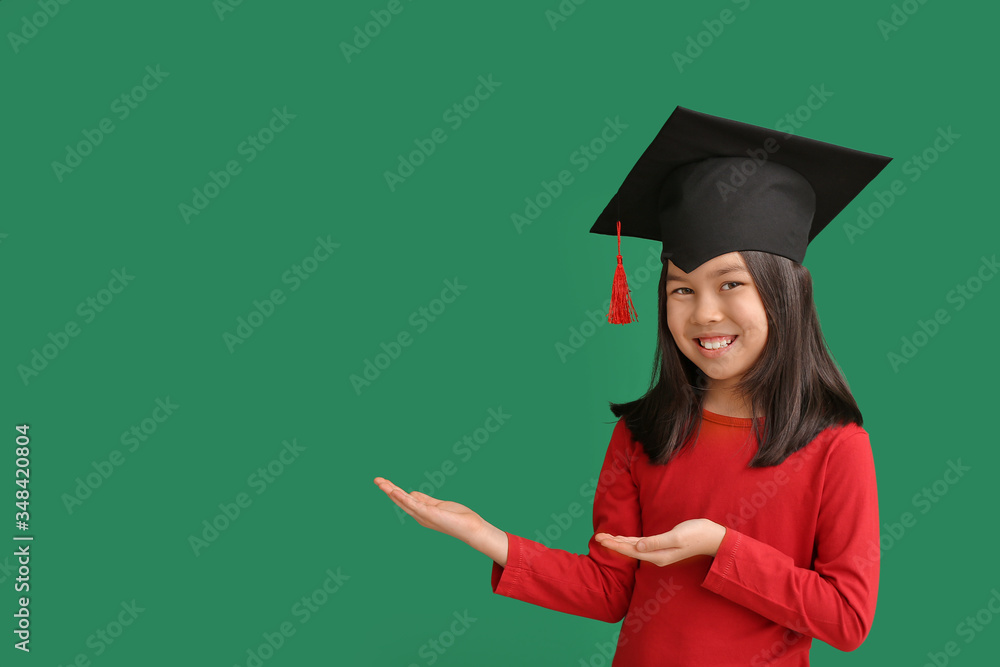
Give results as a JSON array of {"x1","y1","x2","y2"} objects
[{"x1": 691, "y1": 292, "x2": 723, "y2": 325}]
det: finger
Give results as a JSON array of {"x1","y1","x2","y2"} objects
[
  {"x1": 388, "y1": 492, "x2": 442, "y2": 528},
  {"x1": 374, "y1": 476, "x2": 399, "y2": 490},
  {"x1": 387, "y1": 490, "x2": 452, "y2": 531},
  {"x1": 377, "y1": 479, "x2": 411, "y2": 498},
  {"x1": 596, "y1": 538, "x2": 641, "y2": 559},
  {"x1": 599, "y1": 537, "x2": 686, "y2": 567},
  {"x1": 596, "y1": 534, "x2": 637, "y2": 549},
  {"x1": 374, "y1": 477, "x2": 396, "y2": 492},
  {"x1": 636, "y1": 533, "x2": 678, "y2": 552},
  {"x1": 409, "y1": 491, "x2": 438, "y2": 503},
  {"x1": 388, "y1": 487, "x2": 425, "y2": 507}
]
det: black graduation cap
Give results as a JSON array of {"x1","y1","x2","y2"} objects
[{"x1": 591, "y1": 106, "x2": 892, "y2": 324}]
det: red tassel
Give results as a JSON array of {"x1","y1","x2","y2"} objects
[{"x1": 608, "y1": 220, "x2": 637, "y2": 324}]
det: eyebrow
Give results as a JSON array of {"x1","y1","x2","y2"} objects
[{"x1": 665, "y1": 264, "x2": 750, "y2": 283}]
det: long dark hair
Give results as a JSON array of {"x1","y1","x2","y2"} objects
[{"x1": 609, "y1": 250, "x2": 862, "y2": 468}]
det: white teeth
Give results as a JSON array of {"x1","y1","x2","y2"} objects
[{"x1": 699, "y1": 337, "x2": 735, "y2": 350}]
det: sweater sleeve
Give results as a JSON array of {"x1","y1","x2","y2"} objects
[
  {"x1": 701, "y1": 430, "x2": 880, "y2": 651},
  {"x1": 489, "y1": 418, "x2": 642, "y2": 623}
]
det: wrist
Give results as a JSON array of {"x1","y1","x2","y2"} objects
[
  {"x1": 708, "y1": 521, "x2": 727, "y2": 557},
  {"x1": 469, "y1": 522, "x2": 508, "y2": 567}
]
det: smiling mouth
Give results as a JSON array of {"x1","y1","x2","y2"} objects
[{"x1": 697, "y1": 336, "x2": 737, "y2": 350}]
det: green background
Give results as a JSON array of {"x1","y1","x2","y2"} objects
[{"x1": 2, "y1": 0, "x2": 997, "y2": 664}]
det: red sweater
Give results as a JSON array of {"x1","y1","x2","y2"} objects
[{"x1": 490, "y1": 409, "x2": 880, "y2": 666}]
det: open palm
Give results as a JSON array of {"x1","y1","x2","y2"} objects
[{"x1": 374, "y1": 476, "x2": 486, "y2": 545}]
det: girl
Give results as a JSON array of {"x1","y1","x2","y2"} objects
[{"x1": 375, "y1": 106, "x2": 888, "y2": 666}]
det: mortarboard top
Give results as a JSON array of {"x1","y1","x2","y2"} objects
[{"x1": 590, "y1": 106, "x2": 892, "y2": 323}]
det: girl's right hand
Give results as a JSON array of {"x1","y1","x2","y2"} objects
[{"x1": 373, "y1": 477, "x2": 506, "y2": 562}]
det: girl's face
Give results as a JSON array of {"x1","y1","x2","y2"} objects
[{"x1": 665, "y1": 252, "x2": 769, "y2": 395}]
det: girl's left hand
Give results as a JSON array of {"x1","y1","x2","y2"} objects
[{"x1": 595, "y1": 519, "x2": 727, "y2": 567}]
